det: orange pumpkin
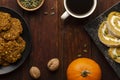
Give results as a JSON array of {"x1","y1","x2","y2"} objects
[{"x1": 67, "y1": 58, "x2": 101, "y2": 80}]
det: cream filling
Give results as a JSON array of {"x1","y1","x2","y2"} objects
[
  {"x1": 118, "y1": 21, "x2": 120, "y2": 26},
  {"x1": 102, "y1": 24, "x2": 120, "y2": 42},
  {"x1": 112, "y1": 48, "x2": 120, "y2": 59},
  {"x1": 111, "y1": 16, "x2": 120, "y2": 31},
  {"x1": 112, "y1": 48, "x2": 117, "y2": 56}
]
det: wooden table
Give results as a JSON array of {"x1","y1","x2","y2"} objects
[{"x1": 0, "y1": 0, "x2": 120, "y2": 80}]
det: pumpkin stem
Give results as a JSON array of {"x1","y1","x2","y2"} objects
[{"x1": 81, "y1": 70, "x2": 91, "y2": 77}]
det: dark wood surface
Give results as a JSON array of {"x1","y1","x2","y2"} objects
[{"x1": 0, "y1": 0, "x2": 119, "y2": 80}]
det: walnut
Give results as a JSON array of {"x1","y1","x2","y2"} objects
[
  {"x1": 47, "y1": 58, "x2": 60, "y2": 71},
  {"x1": 29, "y1": 66, "x2": 40, "y2": 79}
]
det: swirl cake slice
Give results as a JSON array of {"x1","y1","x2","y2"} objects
[
  {"x1": 108, "y1": 47, "x2": 120, "y2": 63},
  {"x1": 98, "y1": 21, "x2": 120, "y2": 47},
  {"x1": 107, "y1": 11, "x2": 120, "y2": 38}
]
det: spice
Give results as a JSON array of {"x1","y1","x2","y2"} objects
[
  {"x1": 20, "y1": 0, "x2": 42, "y2": 9},
  {"x1": 113, "y1": 55, "x2": 117, "y2": 59}
]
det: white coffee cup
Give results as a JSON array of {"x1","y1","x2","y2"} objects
[{"x1": 61, "y1": 0, "x2": 97, "y2": 20}]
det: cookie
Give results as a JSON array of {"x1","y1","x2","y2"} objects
[
  {"x1": 2, "y1": 37, "x2": 26, "y2": 63},
  {"x1": 1, "y1": 18, "x2": 23, "y2": 40},
  {"x1": 0, "y1": 12, "x2": 11, "y2": 31}
]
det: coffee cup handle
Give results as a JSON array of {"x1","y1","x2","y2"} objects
[{"x1": 61, "y1": 11, "x2": 69, "y2": 20}]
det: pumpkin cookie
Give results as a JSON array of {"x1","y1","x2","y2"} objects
[
  {"x1": 0, "y1": 37, "x2": 9, "y2": 66},
  {"x1": 2, "y1": 37, "x2": 26, "y2": 63},
  {"x1": 0, "y1": 12, "x2": 11, "y2": 31},
  {"x1": 0, "y1": 37, "x2": 6, "y2": 53},
  {"x1": 1, "y1": 18, "x2": 23, "y2": 40},
  {"x1": 0, "y1": 11, "x2": 26, "y2": 66},
  {"x1": 108, "y1": 47, "x2": 120, "y2": 63},
  {"x1": 98, "y1": 21, "x2": 120, "y2": 47},
  {"x1": 107, "y1": 11, "x2": 120, "y2": 38}
]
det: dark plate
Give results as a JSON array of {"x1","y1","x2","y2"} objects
[
  {"x1": 84, "y1": 1, "x2": 120, "y2": 78},
  {"x1": 0, "y1": 7, "x2": 32, "y2": 75}
]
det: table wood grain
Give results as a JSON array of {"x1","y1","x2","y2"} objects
[{"x1": 0, "y1": 0, "x2": 119, "y2": 80}]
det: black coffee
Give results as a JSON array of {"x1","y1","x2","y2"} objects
[{"x1": 66, "y1": 0, "x2": 93, "y2": 15}]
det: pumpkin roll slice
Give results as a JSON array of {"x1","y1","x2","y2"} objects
[
  {"x1": 108, "y1": 47, "x2": 120, "y2": 63},
  {"x1": 107, "y1": 11, "x2": 120, "y2": 38},
  {"x1": 98, "y1": 21, "x2": 120, "y2": 47}
]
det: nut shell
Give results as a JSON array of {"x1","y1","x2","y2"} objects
[
  {"x1": 29, "y1": 66, "x2": 40, "y2": 79},
  {"x1": 47, "y1": 58, "x2": 60, "y2": 71}
]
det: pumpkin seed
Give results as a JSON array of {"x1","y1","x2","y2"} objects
[
  {"x1": 20, "y1": 0, "x2": 42, "y2": 9},
  {"x1": 83, "y1": 49, "x2": 88, "y2": 53}
]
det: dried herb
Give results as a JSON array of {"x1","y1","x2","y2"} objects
[
  {"x1": 112, "y1": 54, "x2": 120, "y2": 59},
  {"x1": 113, "y1": 55, "x2": 117, "y2": 59}
]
